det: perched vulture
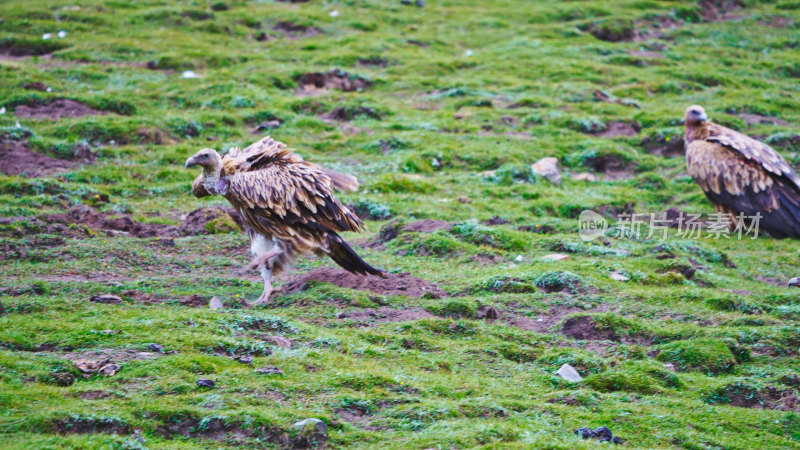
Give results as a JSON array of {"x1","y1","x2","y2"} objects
[
  {"x1": 684, "y1": 105, "x2": 800, "y2": 238},
  {"x1": 186, "y1": 136, "x2": 382, "y2": 304}
]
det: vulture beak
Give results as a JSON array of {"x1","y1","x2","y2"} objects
[
  {"x1": 185, "y1": 155, "x2": 198, "y2": 168},
  {"x1": 698, "y1": 111, "x2": 708, "y2": 122}
]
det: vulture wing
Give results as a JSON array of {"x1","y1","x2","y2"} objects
[
  {"x1": 686, "y1": 126, "x2": 800, "y2": 237},
  {"x1": 226, "y1": 162, "x2": 364, "y2": 236},
  {"x1": 192, "y1": 173, "x2": 211, "y2": 198}
]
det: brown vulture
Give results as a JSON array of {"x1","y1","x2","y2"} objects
[
  {"x1": 684, "y1": 105, "x2": 800, "y2": 238},
  {"x1": 186, "y1": 136, "x2": 382, "y2": 305}
]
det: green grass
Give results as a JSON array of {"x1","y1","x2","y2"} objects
[{"x1": 2, "y1": 0, "x2": 800, "y2": 448}]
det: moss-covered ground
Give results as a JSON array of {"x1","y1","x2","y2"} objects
[{"x1": 1, "y1": 0, "x2": 800, "y2": 448}]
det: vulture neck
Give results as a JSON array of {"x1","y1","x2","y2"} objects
[
  {"x1": 202, "y1": 166, "x2": 222, "y2": 195},
  {"x1": 684, "y1": 121, "x2": 706, "y2": 144}
]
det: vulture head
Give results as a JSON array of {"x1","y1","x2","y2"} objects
[
  {"x1": 185, "y1": 148, "x2": 222, "y2": 170},
  {"x1": 684, "y1": 105, "x2": 708, "y2": 126}
]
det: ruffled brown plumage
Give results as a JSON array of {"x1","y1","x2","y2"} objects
[{"x1": 684, "y1": 105, "x2": 800, "y2": 238}]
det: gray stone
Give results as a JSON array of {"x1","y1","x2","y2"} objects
[
  {"x1": 291, "y1": 418, "x2": 328, "y2": 447},
  {"x1": 531, "y1": 157, "x2": 561, "y2": 185},
  {"x1": 610, "y1": 271, "x2": 629, "y2": 282},
  {"x1": 255, "y1": 366, "x2": 284, "y2": 375},
  {"x1": 197, "y1": 379, "x2": 215, "y2": 388},
  {"x1": 209, "y1": 296, "x2": 223, "y2": 310},
  {"x1": 789, "y1": 277, "x2": 800, "y2": 287},
  {"x1": 555, "y1": 363, "x2": 583, "y2": 382}
]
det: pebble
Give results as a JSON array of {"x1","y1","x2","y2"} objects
[
  {"x1": 555, "y1": 363, "x2": 583, "y2": 382},
  {"x1": 571, "y1": 172, "x2": 597, "y2": 182},
  {"x1": 181, "y1": 70, "x2": 199, "y2": 79},
  {"x1": 291, "y1": 418, "x2": 328, "y2": 447},
  {"x1": 235, "y1": 354, "x2": 253, "y2": 365},
  {"x1": 575, "y1": 426, "x2": 623, "y2": 444},
  {"x1": 90, "y1": 294, "x2": 122, "y2": 304},
  {"x1": 610, "y1": 271, "x2": 629, "y2": 282},
  {"x1": 148, "y1": 343, "x2": 164, "y2": 353},
  {"x1": 788, "y1": 277, "x2": 800, "y2": 287},
  {"x1": 531, "y1": 157, "x2": 561, "y2": 185},
  {"x1": 542, "y1": 253, "x2": 570, "y2": 262},
  {"x1": 476, "y1": 305, "x2": 500, "y2": 320},
  {"x1": 209, "y1": 296, "x2": 223, "y2": 310},
  {"x1": 263, "y1": 335, "x2": 292, "y2": 349},
  {"x1": 197, "y1": 379, "x2": 215, "y2": 388},
  {"x1": 255, "y1": 366, "x2": 284, "y2": 375}
]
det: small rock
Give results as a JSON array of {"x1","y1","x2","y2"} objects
[
  {"x1": 97, "y1": 364, "x2": 120, "y2": 376},
  {"x1": 457, "y1": 196, "x2": 473, "y2": 204},
  {"x1": 263, "y1": 335, "x2": 292, "y2": 349},
  {"x1": 531, "y1": 157, "x2": 561, "y2": 185},
  {"x1": 90, "y1": 294, "x2": 122, "y2": 304},
  {"x1": 255, "y1": 366, "x2": 284, "y2": 375},
  {"x1": 542, "y1": 253, "x2": 570, "y2": 262},
  {"x1": 662, "y1": 363, "x2": 675, "y2": 371},
  {"x1": 206, "y1": 136, "x2": 217, "y2": 141},
  {"x1": 515, "y1": 255, "x2": 524, "y2": 262},
  {"x1": 253, "y1": 121, "x2": 281, "y2": 134},
  {"x1": 57, "y1": 30, "x2": 67, "y2": 38},
  {"x1": 416, "y1": 0, "x2": 425, "y2": 6},
  {"x1": 42, "y1": 33, "x2": 52, "y2": 40},
  {"x1": 197, "y1": 379, "x2": 215, "y2": 388},
  {"x1": 73, "y1": 358, "x2": 110, "y2": 375},
  {"x1": 336, "y1": 311, "x2": 348, "y2": 319},
  {"x1": 101, "y1": 329, "x2": 118, "y2": 335},
  {"x1": 575, "y1": 426, "x2": 623, "y2": 444},
  {"x1": 789, "y1": 277, "x2": 800, "y2": 287},
  {"x1": 328, "y1": 10, "x2": 339, "y2": 17},
  {"x1": 181, "y1": 70, "x2": 199, "y2": 79},
  {"x1": 476, "y1": 305, "x2": 500, "y2": 320},
  {"x1": 209, "y1": 296, "x2": 223, "y2": 310},
  {"x1": 609, "y1": 271, "x2": 629, "y2": 282},
  {"x1": 555, "y1": 364, "x2": 583, "y2": 382},
  {"x1": 291, "y1": 418, "x2": 328, "y2": 448},
  {"x1": 50, "y1": 372, "x2": 76, "y2": 386},
  {"x1": 148, "y1": 343, "x2": 165, "y2": 353},
  {"x1": 255, "y1": 32, "x2": 269, "y2": 41},
  {"x1": 236, "y1": 354, "x2": 253, "y2": 365},
  {"x1": 571, "y1": 172, "x2": 597, "y2": 182}
]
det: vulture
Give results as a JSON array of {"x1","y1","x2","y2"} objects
[
  {"x1": 186, "y1": 136, "x2": 383, "y2": 305},
  {"x1": 684, "y1": 105, "x2": 800, "y2": 238}
]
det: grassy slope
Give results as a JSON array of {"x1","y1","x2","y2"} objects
[{"x1": 1, "y1": 0, "x2": 800, "y2": 448}]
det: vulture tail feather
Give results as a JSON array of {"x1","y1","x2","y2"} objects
[{"x1": 326, "y1": 233, "x2": 384, "y2": 276}]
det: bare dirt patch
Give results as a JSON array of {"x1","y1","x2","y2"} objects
[
  {"x1": 297, "y1": 69, "x2": 372, "y2": 92},
  {"x1": 76, "y1": 390, "x2": 113, "y2": 400},
  {"x1": 42, "y1": 205, "x2": 179, "y2": 238},
  {"x1": 14, "y1": 99, "x2": 106, "y2": 120},
  {"x1": 336, "y1": 306, "x2": 435, "y2": 326},
  {"x1": 719, "y1": 385, "x2": 799, "y2": 411},
  {"x1": 272, "y1": 21, "x2": 321, "y2": 38},
  {"x1": 405, "y1": 220, "x2": 453, "y2": 233},
  {"x1": 324, "y1": 106, "x2": 381, "y2": 122},
  {"x1": 157, "y1": 416, "x2": 289, "y2": 444},
  {"x1": 592, "y1": 121, "x2": 641, "y2": 138},
  {"x1": 54, "y1": 417, "x2": 130, "y2": 435},
  {"x1": 739, "y1": 113, "x2": 788, "y2": 126},
  {"x1": 561, "y1": 315, "x2": 617, "y2": 341},
  {"x1": 583, "y1": 154, "x2": 635, "y2": 181},
  {"x1": 358, "y1": 56, "x2": 388, "y2": 67},
  {"x1": 699, "y1": 0, "x2": 743, "y2": 22},
  {"x1": 283, "y1": 268, "x2": 447, "y2": 299},
  {"x1": 179, "y1": 207, "x2": 244, "y2": 235},
  {"x1": 642, "y1": 134, "x2": 685, "y2": 158},
  {"x1": 0, "y1": 133, "x2": 77, "y2": 177}
]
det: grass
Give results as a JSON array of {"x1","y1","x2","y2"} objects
[{"x1": 1, "y1": 0, "x2": 800, "y2": 448}]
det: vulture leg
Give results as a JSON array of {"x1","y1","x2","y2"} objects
[
  {"x1": 246, "y1": 233, "x2": 284, "y2": 306},
  {"x1": 250, "y1": 265, "x2": 275, "y2": 306}
]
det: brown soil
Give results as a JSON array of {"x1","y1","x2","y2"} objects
[
  {"x1": 561, "y1": 315, "x2": 618, "y2": 341},
  {"x1": 481, "y1": 216, "x2": 510, "y2": 226},
  {"x1": 43, "y1": 205, "x2": 179, "y2": 238},
  {"x1": 509, "y1": 307, "x2": 587, "y2": 334},
  {"x1": 358, "y1": 56, "x2": 388, "y2": 67},
  {"x1": 724, "y1": 385, "x2": 799, "y2": 411},
  {"x1": 157, "y1": 416, "x2": 289, "y2": 444},
  {"x1": 54, "y1": 417, "x2": 131, "y2": 435},
  {"x1": 642, "y1": 134, "x2": 685, "y2": 158},
  {"x1": 179, "y1": 207, "x2": 244, "y2": 235},
  {"x1": 0, "y1": 135, "x2": 77, "y2": 177},
  {"x1": 739, "y1": 113, "x2": 788, "y2": 126},
  {"x1": 699, "y1": 0, "x2": 743, "y2": 22},
  {"x1": 336, "y1": 306, "x2": 435, "y2": 325},
  {"x1": 297, "y1": 69, "x2": 371, "y2": 92},
  {"x1": 584, "y1": 154, "x2": 635, "y2": 180},
  {"x1": 324, "y1": 106, "x2": 381, "y2": 121},
  {"x1": 283, "y1": 268, "x2": 447, "y2": 298},
  {"x1": 22, "y1": 81, "x2": 49, "y2": 91},
  {"x1": 14, "y1": 99, "x2": 105, "y2": 120},
  {"x1": 76, "y1": 390, "x2": 113, "y2": 399},
  {"x1": 272, "y1": 21, "x2": 321, "y2": 37},
  {"x1": 62, "y1": 348, "x2": 161, "y2": 365},
  {"x1": 122, "y1": 290, "x2": 212, "y2": 308},
  {"x1": 634, "y1": 15, "x2": 682, "y2": 41},
  {"x1": 405, "y1": 220, "x2": 453, "y2": 233},
  {"x1": 596, "y1": 203, "x2": 635, "y2": 219},
  {"x1": 593, "y1": 121, "x2": 641, "y2": 138}
]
